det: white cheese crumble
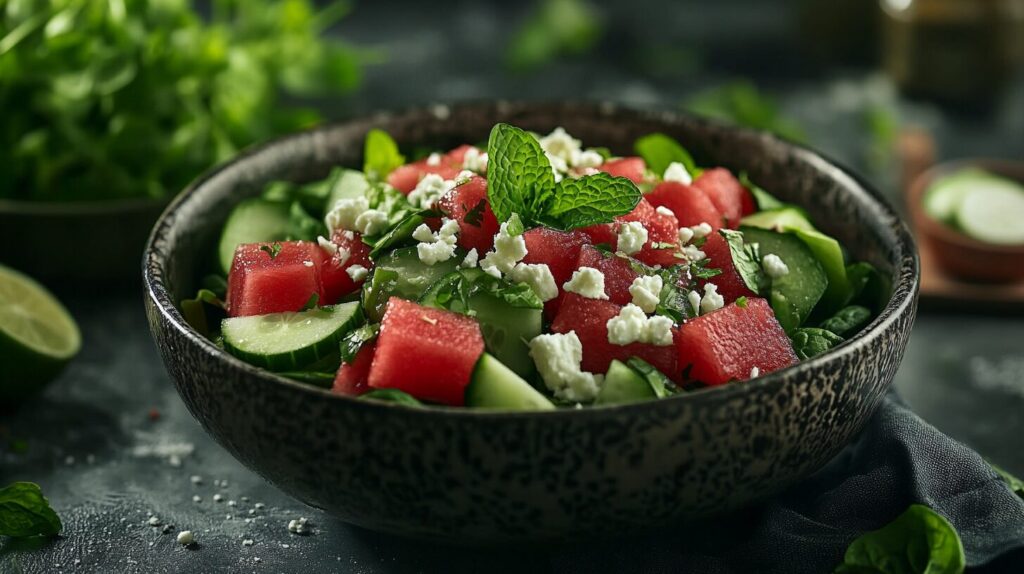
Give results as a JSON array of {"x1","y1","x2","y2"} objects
[
  {"x1": 682, "y1": 244, "x2": 706, "y2": 262},
  {"x1": 462, "y1": 147, "x2": 488, "y2": 173},
  {"x1": 326, "y1": 197, "x2": 389, "y2": 236},
  {"x1": 414, "y1": 219, "x2": 460, "y2": 266},
  {"x1": 479, "y1": 219, "x2": 528, "y2": 277},
  {"x1": 688, "y1": 290, "x2": 703, "y2": 316},
  {"x1": 572, "y1": 149, "x2": 605, "y2": 169},
  {"x1": 762, "y1": 253, "x2": 790, "y2": 279},
  {"x1": 316, "y1": 235, "x2": 338, "y2": 255},
  {"x1": 539, "y1": 127, "x2": 581, "y2": 163},
  {"x1": 242, "y1": 539, "x2": 254, "y2": 547},
  {"x1": 699, "y1": 283, "x2": 725, "y2": 315},
  {"x1": 690, "y1": 222, "x2": 713, "y2": 239},
  {"x1": 148, "y1": 516, "x2": 161, "y2": 526},
  {"x1": 508, "y1": 262, "x2": 559, "y2": 302},
  {"x1": 528, "y1": 331, "x2": 603, "y2": 402},
  {"x1": 461, "y1": 248, "x2": 478, "y2": 268},
  {"x1": 177, "y1": 531, "x2": 195, "y2": 546},
  {"x1": 407, "y1": 173, "x2": 450, "y2": 210},
  {"x1": 346, "y1": 264, "x2": 369, "y2": 282},
  {"x1": 426, "y1": 152, "x2": 442, "y2": 166},
  {"x1": 546, "y1": 152, "x2": 568, "y2": 182},
  {"x1": 302, "y1": 260, "x2": 314, "y2": 268},
  {"x1": 629, "y1": 275, "x2": 663, "y2": 314},
  {"x1": 663, "y1": 161, "x2": 692, "y2": 184},
  {"x1": 287, "y1": 518, "x2": 310, "y2": 535},
  {"x1": 617, "y1": 221, "x2": 648, "y2": 255},
  {"x1": 677, "y1": 226, "x2": 695, "y2": 245},
  {"x1": 563, "y1": 267, "x2": 608, "y2": 300},
  {"x1": 750, "y1": 366, "x2": 761, "y2": 378},
  {"x1": 606, "y1": 304, "x2": 674, "y2": 346},
  {"x1": 655, "y1": 206, "x2": 675, "y2": 218}
]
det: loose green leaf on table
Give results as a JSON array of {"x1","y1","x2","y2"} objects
[
  {"x1": 363, "y1": 129, "x2": 405, "y2": 181},
  {"x1": 790, "y1": 328, "x2": 844, "y2": 360},
  {"x1": 0, "y1": 482, "x2": 62, "y2": 538},
  {"x1": 834, "y1": 504, "x2": 965, "y2": 574}
]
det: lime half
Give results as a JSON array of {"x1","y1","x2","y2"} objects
[{"x1": 0, "y1": 264, "x2": 81, "y2": 403}]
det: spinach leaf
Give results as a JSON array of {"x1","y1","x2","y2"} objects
[
  {"x1": 739, "y1": 172, "x2": 785, "y2": 211},
  {"x1": 363, "y1": 129, "x2": 405, "y2": 181},
  {"x1": 288, "y1": 201, "x2": 327, "y2": 242},
  {"x1": 0, "y1": 482, "x2": 62, "y2": 538},
  {"x1": 545, "y1": 173, "x2": 641, "y2": 230},
  {"x1": 847, "y1": 262, "x2": 890, "y2": 313},
  {"x1": 368, "y1": 212, "x2": 427, "y2": 260},
  {"x1": 340, "y1": 324, "x2": 380, "y2": 364},
  {"x1": 361, "y1": 389, "x2": 423, "y2": 406},
  {"x1": 719, "y1": 229, "x2": 768, "y2": 295},
  {"x1": 634, "y1": 133, "x2": 698, "y2": 176},
  {"x1": 181, "y1": 289, "x2": 227, "y2": 337},
  {"x1": 834, "y1": 505, "x2": 965, "y2": 574},
  {"x1": 819, "y1": 305, "x2": 872, "y2": 337},
  {"x1": 790, "y1": 328, "x2": 844, "y2": 360}
]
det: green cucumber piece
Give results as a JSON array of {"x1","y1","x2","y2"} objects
[
  {"x1": 222, "y1": 303, "x2": 361, "y2": 372},
  {"x1": 922, "y1": 168, "x2": 993, "y2": 223},
  {"x1": 596, "y1": 360, "x2": 656, "y2": 405},
  {"x1": 326, "y1": 169, "x2": 371, "y2": 210},
  {"x1": 740, "y1": 227, "x2": 827, "y2": 332},
  {"x1": 955, "y1": 182, "x2": 1024, "y2": 245},
  {"x1": 466, "y1": 353, "x2": 555, "y2": 410},
  {"x1": 217, "y1": 198, "x2": 292, "y2": 273},
  {"x1": 361, "y1": 247, "x2": 461, "y2": 322}
]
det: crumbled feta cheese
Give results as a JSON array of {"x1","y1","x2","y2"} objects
[
  {"x1": 617, "y1": 221, "x2": 648, "y2": 255},
  {"x1": 302, "y1": 260, "x2": 314, "y2": 268},
  {"x1": 479, "y1": 219, "x2": 528, "y2": 276},
  {"x1": 546, "y1": 152, "x2": 569, "y2": 182},
  {"x1": 481, "y1": 265, "x2": 502, "y2": 278},
  {"x1": 509, "y1": 262, "x2": 559, "y2": 302},
  {"x1": 426, "y1": 152, "x2": 442, "y2": 166},
  {"x1": 411, "y1": 223, "x2": 435, "y2": 243},
  {"x1": 563, "y1": 267, "x2": 608, "y2": 300},
  {"x1": 678, "y1": 226, "x2": 695, "y2": 245},
  {"x1": 750, "y1": 366, "x2": 761, "y2": 378},
  {"x1": 762, "y1": 253, "x2": 790, "y2": 279},
  {"x1": 529, "y1": 331, "x2": 603, "y2": 402},
  {"x1": 690, "y1": 222, "x2": 713, "y2": 239},
  {"x1": 699, "y1": 283, "x2": 725, "y2": 315},
  {"x1": 646, "y1": 315, "x2": 675, "y2": 345},
  {"x1": 655, "y1": 206, "x2": 675, "y2": 218},
  {"x1": 572, "y1": 149, "x2": 605, "y2": 169},
  {"x1": 316, "y1": 236, "x2": 338, "y2": 255},
  {"x1": 629, "y1": 275, "x2": 663, "y2": 314},
  {"x1": 407, "y1": 173, "x2": 451, "y2": 210},
  {"x1": 415, "y1": 219, "x2": 460, "y2": 266},
  {"x1": 148, "y1": 516, "x2": 161, "y2": 526},
  {"x1": 287, "y1": 518, "x2": 310, "y2": 535},
  {"x1": 325, "y1": 196, "x2": 369, "y2": 233},
  {"x1": 682, "y1": 244, "x2": 706, "y2": 262},
  {"x1": 353, "y1": 208, "x2": 388, "y2": 236},
  {"x1": 606, "y1": 304, "x2": 674, "y2": 346},
  {"x1": 346, "y1": 264, "x2": 369, "y2": 282},
  {"x1": 462, "y1": 147, "x2": 488, "y2": 173},
  {"x1": 176, "y1": 530, "x2": 195, "y2": 546},
  {"x1": 242, "y1": 539, "x2": 254, "y2": 546},
  {"x1": 460, "y1": 248, "x2": 478, "y2": 269},
  {"x1": 539, "y1": 127, "x2": 582, "y2": 163},
  {"x1": 688, "y1": 290, "x2": 702, "y2": 316},
  {"x1": 663, "y1": 161, "x2": 692, "y2": 184}
]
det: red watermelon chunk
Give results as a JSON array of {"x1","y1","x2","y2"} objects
[
  {"x1": 387, "y1": 156, "x2": 461, "y2": 194},
  {"x1": 368, "y1": 298, "x2": 485, "y2": 406},
  {"x1": 551, "y1": 293, "x2": 679, "y2": 381},
  {"x1": 445, "y1": 144, "x2": 479, "y2": 166},
  {"x1": 320, "y1": 230, "x2": 373, "y2": 305},
  {"x1": 646, "y1": 180, "x2": 725, "y2": 229},
  {"x1": 333, "y1": 341, "x2": 376, "y2": 396},
  {"x1": 437, "y1": 175, "x2": 499, "y2": 253},
  {"x1": 693, "y1": 168, "x2": 748, "y2": 228},
  {"x1": 600, "y1": 157, "x2": 647, "y2": 184},
  {"x1": 522, "y1": 227, "x2": 592, "y2": 318},
  {"x1": 676, "y1": 297, "x2": 797, "y2": 386},
  {"x1": 227, "y1": 241, "x2": 325, "y2": 317},
  {"x1": 575, "y1": 245, "x2": 639, "y2": 306},
  {"x1": 621, "y1": 199, "x2": 681, "y2": 267},
  {"x1": 700, "y1": 231, "x2": 756, "y2": 303}
]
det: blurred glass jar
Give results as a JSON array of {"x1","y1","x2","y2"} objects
[{"x1": 881, "y1": 0, "x2": 1024, "y2": 105}]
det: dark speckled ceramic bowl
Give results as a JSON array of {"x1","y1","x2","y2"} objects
[{"x1": 144, "y1": 102, "x2": 919, "y2": 543}]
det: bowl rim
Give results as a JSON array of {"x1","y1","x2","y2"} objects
[
  {"x1": 907, "y1": 157, "x2": 1024, "y2": 254},
  {"x1": 143, "y1": 101, "x2": 920, "y2": 420}
]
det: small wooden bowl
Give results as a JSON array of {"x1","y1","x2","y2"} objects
[{"x1": 907, "y1": 159, "x2": 1024, "y2": 283}]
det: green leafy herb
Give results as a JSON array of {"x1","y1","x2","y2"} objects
[
  {"x1": 0, "y1": 482, "x2": 62, "y2": 538},
  {"x1": 634, "y1": 133, "x2": 698, "y2": 176},
  {"x1": 423, "y1": 269, "x2": 543, "y2": 313},
  {"x1": 288, "y1": 201, "x2": 327, "y2": 241},
  {"x1": 462, "y1": 199, "x2": 487, "y2": 227},
  {"x1": 834, "y1": 505, "x2": 965, "y2": 574},
  {"x1": 361, "y1": 388, "x2": 422, "y2": 406},
  {"x1": 626, "y1": 357, "x2": 674, "y2": 398},
  {"x1": 363, "y1": 129, "x2": 405, "y2": 181},
  {"x1": 340, "y1": 323, "x2": 380, "y2": 364},
  {"x1": 846, "y1": 262, "x2": 890, "y2": 312},
  {"x1": 260, "y1": 243, "x2": 283, "y2": 259},
  {"x1": 686, "y1": 81, "x2": 807, "y2": 143},
  {"x1": 181, "y1": 288, "x2": 227, "y2": 337},
  {"x1": 504, "y1": 213, "x2": 526, "y2": 236},
  {"x1": 368, "y1": 211, "x2": 426, "y2": 260},
  {"x1": 735, "y1": 296, "x2": 749, "y2": 308},
  {"x1": 300, "y1": 293, "x2": 320, "y2": 311},
  {"x1": 689, "y1": 258, "x2": 723, "y2": 281},
  {"x1": 819, "y1": 305, "x2": 872, "y2": 337},
  {"x1": 719, "y1": 229, "x2": 767, "y2": 295},
  {"x1": 739, "y1": 172, "x2": 785, "y2": 211},
  {"x1": 646, "y1": 264, "x2": 694, "y2": 323},
  {"x1": 790, "y1": 328, "x2": 844, "y2": 360},
  {"x1": 201, "y1": 274, "x2": 229, "y2": 300},
  {"x1": 989, "y1": 462, "x2": 1024, "y2": 500},
  {"x1": 505, "y1": 0, "x2": 602, "y2": 72},
  {"x1": 545, "y1": 173, "x2": 643, "y2": 229}
]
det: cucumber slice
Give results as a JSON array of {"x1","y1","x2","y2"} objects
[
  {"x1": 595, "y1": 360, "x2": 656, "y2": 405},
  {"x1": 922, "y1": 168, "x2": 994, "y2": 223},
  {"x1": 222, "y1": 303, "x2": 361, "y2": 372},
  {"x1": 465, "y1": 353, "x2": 555, "y2": 410},
  {"x1": 361, "y1": 247, "x2": 461, "y2": 322},
  {"x1": 326, "y1": 169, "x2": 371, "y2": 210},
  {"x1": 218, "y1": 198, "x2": 292, "y2": 273},
  {"x1": 741, "y1": 227, "x2": 828, "y2": 332},
  {"x1": 740, "y1": 206, "x2": 815, "y2": 233},
  {"x1": 955, "y1": 181, "x2": 1024, "y2": 245}
]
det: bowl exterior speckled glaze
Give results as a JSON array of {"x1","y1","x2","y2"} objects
[{"x1": 144, "y1": 102, "x2": 919, "y2": 543}]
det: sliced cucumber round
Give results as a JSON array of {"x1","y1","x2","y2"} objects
[
  {"x1": 923, "y1": 168, "x2": 995, "y2": 223},
  {"x1": 222, "y1": 302, "x2": 361, "y2": 372},
  {"x1": 595, "y1": 360, "x2": 655, "y2": 405},
  {"x1": 218, "y1": 198, "x2": 292, "y2": 273},
  {"x1": 955, "y1": 182, "x2": 1024, "y2": 245},
  {"x1": 465, "y1": 353, "x2": 555, "y2": 410}
]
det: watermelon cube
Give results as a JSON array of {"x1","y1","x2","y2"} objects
[
  {"x1": 646, "y1": 181, "x2": 725, "y2": 229},
  {"x1": 437, "y1": 175, "x2": 499, "y2": 253},
  {"x1": 574, "y1": 245, "x2": 639, "y2": 305},
  {"x1": 600, "y1": 156, "x2": 647, "y2": 184},
  {"x1": 522, "y1": 227, "x2": 592, "y2": 317},
  {"x1": 368, "y1": 298, "x2": 485, "y2": 406},
  {"x1": 320, "y1": 230, "x2": 373, "y2": 305},
  {"x1": 620, "y1": 198, "x2": 681, "y2": 267},
  {"x1": 333, "y1": 341, "x2": 376, "y2": 396},
  {"x1": 227, "y1": 241, "x2": 325, "y2": 317},
  {"x1": 444, "y1": 144, "x2": 479, "y2": 166},
  {"x1": 700, "y1": 232, "x2": 756, "y2": 303},
  {"x1": 387, "y1": 149, "x2": 463, "y2": 193},
  {"x1": 551, "y1": 293, "x2": 679, "y2": 381},
  {"x1": 676, "y1": 297, "x2": 798, "y2": 386},
  {"x1": 693, "y1": 168, "x2": 749, "y2": 228}
]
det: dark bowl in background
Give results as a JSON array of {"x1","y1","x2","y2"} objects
[{"x1": 144, "y1": 102, "x2": 919, "y2": 543}]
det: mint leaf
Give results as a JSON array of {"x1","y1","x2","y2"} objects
[
  {"x1": 288, "y1": 201, "x2": 327, "y2": 241},
  {"x1": 719, "y1": 229, "x2": 768, "y2": 295},
  {"x1": 834, "y1": 505, "x2": 964, "y2": 574},
  {"x1": 486, "y1": 123, "x2": 556, "y2": 222},
  {"x1": 790, "y1": 328, "x2": 844, "y2": 360},
  {"x1": 367, "y1": 211, "x2": 427, "y2": 259},
  {"x1": 340, "y1": 323, "x2": 380, "y2": 364},
  {"x1": 300, "y1": 292, "x2": 320, "y2": 311},
  {"x1": 0, "y1": 482, "x2": 62, "y2": 538},
  {"x1": 462, "y1": 199, "x2": 487, "y2": 227},
  {"x1": 181, "y1": 288, "x2": 227, "y2": 337},
  {"x1": 422, "y1": 269, "x2": 543, "y2": 312},
  {"x1": 634, "y1": 133, "x2": 698, "y2": 176},
  {"x1": 736, "y1": 296, "x2": 749, "y2": 308},
  {"x1": 504, "y1": 213, "x2": 526, "y2": 236},
  {"x1": 545, "y1": 173, "x2": 641, "y2": 229},
  {"x1": 363, "y1": 129, "x2": 405, "y2": 181},
  {"x1": 260, "y1": 243, "x2": 283, "y2": 259}
]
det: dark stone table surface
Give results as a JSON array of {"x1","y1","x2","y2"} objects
[{"x1": 3, "y1": 1, "x2": 1023, "y2": 572}]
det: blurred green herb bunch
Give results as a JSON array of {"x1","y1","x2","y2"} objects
[{"x1": 0, "y1": 0, "x2": 364, "y2": 202}]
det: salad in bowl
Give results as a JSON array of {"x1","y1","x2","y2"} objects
[{"x1": 183, "y1": 122, "x2": 887, "y2": 410}]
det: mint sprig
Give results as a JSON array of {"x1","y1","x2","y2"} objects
[
  {"x1": 486, "y1": 123, "x2": 640, "y2": 229},
  {"x1": 719, "y1": 229, "x2": 768, "y2": 295},
  {"x1": 0, "y1": 482, "x2": 62, "y2": 538}
]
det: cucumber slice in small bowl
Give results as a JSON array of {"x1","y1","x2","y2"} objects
[
  {"x1": 222, "y1": 303, "x2": 362, "y2": 372},
  {"x1": 955, "y1": 182, "x2": 1024, "y2": 246}
]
